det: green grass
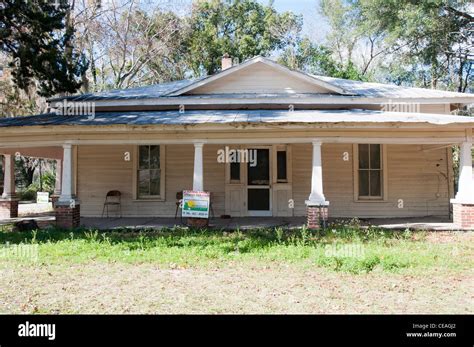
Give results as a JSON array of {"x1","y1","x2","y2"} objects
[{"x1": 0, "y1": 223, "x2": 472, "y2": 274}]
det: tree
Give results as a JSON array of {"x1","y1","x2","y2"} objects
[
  {"x1": 320, "y1": 0, "x2": 473, "y2": 92},
  {"x1": 187, "y1": 0, "x2": 302, "y2": 75},
  {"x1": 0, "y1": 0, "x2": 88, "y2": 96},
  {"x1": 277, "y1": 37, "x2": 366, "y2": 80},
  {"x1": 73, "y1": 0, "x2": 190, "y2": 90}
]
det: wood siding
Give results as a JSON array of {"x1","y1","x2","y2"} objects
[
  {"x1": 77, "y1": 143, "x2": 451, "y2": 218},
  {"x1": 187, "y1": 62, "x2": 332, "y2": 94},
  {"x1": 77, "y1": 144, "x2": 226, "y2": 217},
  {"x1": 292, "y1": 143, "x2": 451, "y2": 218}
]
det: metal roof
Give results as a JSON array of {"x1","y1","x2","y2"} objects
[
  {"x1": 48, "y1": 56, "x2": 474, "y2": 103},
  {"x1": 312, "y1": 75, "x2": 471, "y2": 99},
  {"x1": 1, "y1": 109, "x2": 473, "y2": 128}
]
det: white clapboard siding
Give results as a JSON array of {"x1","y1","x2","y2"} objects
[
  {"x1": 78, "y1": 144, "x2": 226, "y2": 217},
  {"x1": 291, "y1": 143, "x2": 451, "y2": 218},
  {"x1": 188, "y1": 62, "x2": 331, "y2": 94},
  {"x1": 78, "y1": 143, "x2": 451, "y2": 218}
]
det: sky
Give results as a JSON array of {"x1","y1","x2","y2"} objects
[{"x1": 261, "y1": 0, "x2": 329, "y2": 42}]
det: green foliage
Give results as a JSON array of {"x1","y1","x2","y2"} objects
[
  {"x1": 278, "y1": 37, "x2": 366, "y2": 80},
  {"x1": 0, "y1": 225, "x2": 470, "y2": 275},
  {"x1": 186, "y1": 0, "x2": 302, "y2": 75},
  {"x1": 0, "y1": 0, "x2": 88, "y2": 96},
  {"x1": 346, "y1": 0, "x2": 472, "y2": 91}
]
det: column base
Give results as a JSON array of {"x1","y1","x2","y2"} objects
[
  {"x1": 51, "y1": 195, "x2": 60, "y2": 208},
  {"x1": 55, "y1": 203, "x2": 80, "y2": 229},
  {"x1": 0, "y1": 199, "x2": 19, "y2": 219},
  {"x1": 452, "y1": 202, "x2": 474, "y2": 230},
  {"x1": 187, "y1": 218, "x2": 208, "y2": 228},
  {"x1": 306, "y1": 203, "x2": 329, "y2": 230}
]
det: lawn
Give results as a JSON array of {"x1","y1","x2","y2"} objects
[{"x1": 0, "y1": 221, "x2": 472, "y2": 314}]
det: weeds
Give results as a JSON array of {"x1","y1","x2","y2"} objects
[{"x1": 0, "y1": 222, "x2": 471, "y2": 274}]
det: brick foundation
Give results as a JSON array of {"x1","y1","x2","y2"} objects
[
  {"x1": 452, "y1": 203, "x2": 474, "y2": 229},
  {"x1": 55, "y1": 204, "x2": 80, "y2": 229},
  {"x1": 51, "y1": 195, "x2": 60, "y2": 207},
  {"x1": 187, "y1": 218, "x2": 209, "y2": 228},
  {"x1": 307, "y1": 205, "x2": 329, "y2": 229},
  {"x1": 0, "y1": 199, "x2": 19, "y2": 219}
]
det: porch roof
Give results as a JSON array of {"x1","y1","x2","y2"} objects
[{"x1": 1, "y1": 109, "x2": 474, "y2": 128}]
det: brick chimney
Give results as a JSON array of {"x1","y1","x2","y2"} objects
[{"x1": 221, "y1": 53, "x2": 233, "y2": 71}]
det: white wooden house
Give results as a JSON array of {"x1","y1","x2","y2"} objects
[{"x1": 1, "y1": 56, "x2": 474, "y2": 229}]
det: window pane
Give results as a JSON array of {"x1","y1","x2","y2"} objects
[
  {"x1": 149, "y1": 145, "x2": 160, "y2": 169},
  {"x1": 370, "y1": 144, "x2": 381, "y2": 169},
  {"x1": 248, "y1": 188, "x2": 270, "y2": 210},
  {"x1": 277, "y1": 151, "x2": 287, "y2": 181},
  {"x1": 150, "y1": 169, "x2": 161, "y2": 195},
  {"x1": 139, "y1": 146, "x2": 150, "y2": 169},
  {"x1": 230, "y1": 162, "x2": 240, "y2": 181},
  {"x1": 370, "y1": 170, "x2": 381, "y2": 196},
  {"x1": 248, "y1": 149, "x2": 270, "y2": 185},
  {"x1": 358, "y1": 170, "x2": 369, "y2": 196},
  {"x1": 138, "y1": 170, "x2": 150, "y2": 196},
  {"x1": 358, "y1": 144, "x2": 369, "y2": 169}
]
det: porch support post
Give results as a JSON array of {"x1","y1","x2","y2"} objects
[
  {"x1": 58, "y1": 145, "x2": 73, "y2": 202},
  {"x1": 53, "y1": 159, "x2": 62, "y2": 196},
  {"x1": 0, "y1": 154, "x2": 18, "y2": 218},
  {"x1": 305, "y1": 141, "x2": 329, "y2": 229},
  {"x1": 193, "y1": 142, "x2": 204, "y2": 191},
  {"x1": 55, "y1": 144, "x2": 80, "y2": 228},
  {"x1": 451, "y1": 139, "x2": 474, "y2": 229}
]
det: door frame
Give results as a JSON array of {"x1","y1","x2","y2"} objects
[{"x1": 245, "y1": 146, "x2": 272, "y2": 217}]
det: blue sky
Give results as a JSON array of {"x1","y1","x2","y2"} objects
[{"x1": 259, "y1": 0, "x2": 329, "y2": 41}]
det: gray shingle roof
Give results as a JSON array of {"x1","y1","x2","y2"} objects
[{"x1": 1, "y1": 110, "x2": 473, "y2": 128}]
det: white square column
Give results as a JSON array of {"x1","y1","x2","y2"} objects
[
  {"x1": 193, "y1": 142, "x2": 204, "y2": 191},
  {"x1": 1, "y1": 154, "x2": 16, "y2": 199},
  {"x1": 58, "y1": 144, "x2": 74, "y2": 203},
  {"x1": 452, "y1": 141, "x2": 474, "y2": 203},
  {"x1": 305, "y1": 141, "x2": 329, "y2": 206}
]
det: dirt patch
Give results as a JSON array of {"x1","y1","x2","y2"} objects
[{"x1": 0, "y1": 262, "x2": 472, "y2": 314}]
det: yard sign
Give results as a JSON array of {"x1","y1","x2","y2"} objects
[
  {"x1": 36, "y1": 192, "x2": 49, "y2": 204},
  {"x1": 182, "y1": 190, "x2": 210, "y2": 219}
]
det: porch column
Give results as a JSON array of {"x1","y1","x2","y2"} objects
[
  {"x1": 53, "y1": 159, "x2": 62, "y2": 196},
  {"x1": 193, "y1": 142, "x2": 204, "y2": 191},
  {"x1": 305, "y1": 141, "x2": 329, "y2": 229},
  {"x1": 55, "y1": 144, "x2": 80, "y2": 228},
  {"x1": 0, "y1": 154, "x2": 18, "y2": 218},
  {"x1": 451, "y1": 141, "x2": 474, "y2": 229},
  {"x1": 59, "y1": 144, "x2": 73, "y2": 202}
]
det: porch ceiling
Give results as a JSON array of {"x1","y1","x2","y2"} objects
[{"x1": 0, "y1": 146, "x2": 63, "y2": 159}]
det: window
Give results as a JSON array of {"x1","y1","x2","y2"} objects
[
  {"x1": 137, "y1": 145, "x2": 164, "y2": 199},
  {"x1": 356, "y1": 144, "x2": 384, "y2": 199},
  {"x1": 276, "y1": 150, "x2": 287, "y2": 182},
  {"x1": 230, "y1": 162, "x2": 240, "y2": 182}
]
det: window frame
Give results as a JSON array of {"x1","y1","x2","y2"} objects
[
  {"x1": 353, "y1": 144, "x2": 388, "y2": 202},
  {"x1": 133, "y1": 145, "x2": 166, "y2": 201}
]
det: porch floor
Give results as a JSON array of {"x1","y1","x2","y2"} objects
[{"x1": 0, "y1": 214, "x2": 467, "y2": 231}]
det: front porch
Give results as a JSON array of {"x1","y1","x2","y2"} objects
[
  {"x1": 1, "y1": 126, "x2": 474, "y2": 230},
  {"x1": 0, "y1": 209, "x2": 464, "y2": 231}
]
